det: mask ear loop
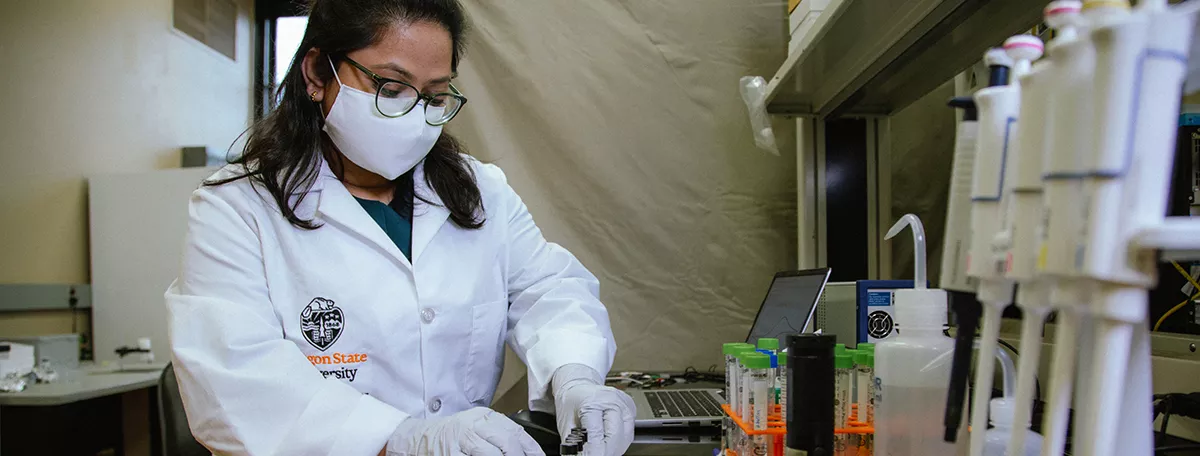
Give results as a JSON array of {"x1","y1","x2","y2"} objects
[{"x1": 327, "y1": 56, "x2": 345, "y2": 86}]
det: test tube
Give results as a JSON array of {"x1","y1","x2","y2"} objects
[
  {"x1": 855, "y1": 350, "x2": 874, "y2": 425},
  {"x1": 758, "y1": 338, "x2": 781, "y2": 423},
  {"x1": 835, "y1": 353, "x2": 854, "y2": 456},
  {"x1": 743, "y1": 352, "x2": 772, "y2": 456},
  {"x1": 740, "y1": 351, "x2": 752, "y2": 420},
  {"x1": 739, "y1": 349, "x2": 758, "y2": 456},
  {"x1": 727, "y1": 344, "x2": 754, "y2": 412},
  {"x1": 757, "y1": 349, "x2": 780, "y2": 413},
  {"x1": 778, "y1": 355, "x2": 788, "y2": 424},
  {"x1": 852, "y1": 346, "x2": 874, "y2": 415},
  {"x1": 855, "y1": 350, "x2": 875, "y2": 456},
  {"x1": 757, "y1": 339, "x2": 780, "y2": 381},
  {"x1": 725, "y1": 343, "x2": 754, "y2": 452},
  {"x1": 758, "y1": 338, "x2": 780, "y2": 353},
  {"x1": 835, "y1": 346, "x2": 849, "y2": 406}
]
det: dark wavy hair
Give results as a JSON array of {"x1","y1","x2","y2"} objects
[{"x1": 209, "y1": 0, "x2": 484, "y2": 230}]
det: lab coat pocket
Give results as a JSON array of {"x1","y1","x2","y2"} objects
[{"x1": 464, "y1": 299, "x2": 508, "y2": 405}]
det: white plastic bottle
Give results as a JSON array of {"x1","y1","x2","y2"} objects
[
  {"x1": 983, "y1": 398, "x2": 1042, "y2": 456},
  {"x1": 874, "y1": 214, "x2": 966, "y2": 456}
]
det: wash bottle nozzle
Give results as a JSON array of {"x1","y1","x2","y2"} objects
[{"x1": 885, "y1": 213, "x2": 927, "y2": 289}]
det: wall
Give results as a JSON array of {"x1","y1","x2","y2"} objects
[
  {"x1": 0, "y1": 0, "x2": 254, "y2": 336},
  {"x1": 888, "y1": 81, "x2": 957, "y2": 282},
  {"x1": 452, "y1": 0, "x2": 796, "y2": 404}
]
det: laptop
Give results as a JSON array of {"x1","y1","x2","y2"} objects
[
  {"x1": 632, "y1": 426, "x2": 721, "y2": 445},
  {"x1": 629, "y1": 268, "x2": 833, "y2": 428}
]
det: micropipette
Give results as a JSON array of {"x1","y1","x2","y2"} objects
[
  {"x1": 1074, "y1": 1, "x2": 1194, "y2": 455},
  {"x1": 965, "y1": 46, "x2": 1020, "y2": 456},
  {"x1": 1033, "y1": 3, "x2": 1093, "y2": 455},
  {"x1": 993, "y1": 33, "x2": 1048, "y2": 456},
  {"x1": 942, "y1": 95, "x2": 981, "y2": 444}
]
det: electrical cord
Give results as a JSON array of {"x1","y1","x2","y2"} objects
[
  {"x1": 1172, "y1": 261, "x2": 1200, "y2": 291},
  {"x1": 609, "y1": 366, "x2": 725, "y2": 389},
  {"x1": 1154, "y1": 393, "x2": 1200, "y2": 450},
  {"x1": 681, "y1": 365, "x2": 725, "y2": 384},
  {"x1": 1154, "y1": 393, "x2": 1200, "y2": 421},
  {"x1": 1154, "y1": 261, "x2": 1200, "y2": 332},
  {"x1": 1155, "y1": 444, "x2": 1200, "y2": 454},
  {"x1": 1160, "y1": 400, "x2": 1172, "y2": 445}
]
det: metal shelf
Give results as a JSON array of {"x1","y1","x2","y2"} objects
[{"x1": 764, "y1": 0, "x2": 1045, "y2": 118}]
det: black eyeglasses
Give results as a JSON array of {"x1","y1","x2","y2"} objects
[{"x1": 340, "y1": 56, "x2": 467, "y2": 126}]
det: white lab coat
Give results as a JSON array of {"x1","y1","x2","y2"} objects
[{"x1": 165, "y1": 157, "x2": 616, "y2": 456}]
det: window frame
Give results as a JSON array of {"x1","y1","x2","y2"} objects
[{"x1": 254, "y1": 0, "x2": 305, "y2": 119}]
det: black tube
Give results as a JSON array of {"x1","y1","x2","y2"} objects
[
  {"x1": 944, "y1": 290, "x2": 982, "y2": 442},
  {"x1": 988, "y1": 65, "x2": 1011, "y2": 87},
  {"x1": 948, "y1": 97, "x2": 978, "y2": 121},
  {"x1": 786, "y1": 334, "x2": 836, "y2": 455}
]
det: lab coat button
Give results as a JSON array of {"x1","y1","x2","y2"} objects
[
  {"x1": 429, "y1": 398, "x2": 442, "y2": 413},
  {"x1": 421, "y1": 308, "x2": 436, "y2": 323}
]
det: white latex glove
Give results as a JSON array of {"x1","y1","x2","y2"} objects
[
  {"x1": 551, "y1": 364, "x2": 636, "y2": 456},
  {"x1": 386, "y1": 407, "x2": 545, "y2": 456}
]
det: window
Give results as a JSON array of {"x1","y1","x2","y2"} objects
[
  {"x1": 254, "y1": 0, "x2": 308, "y2": 117},
  {"x1": 273, "y1": 17, "x2": 308, "y2": 87}
]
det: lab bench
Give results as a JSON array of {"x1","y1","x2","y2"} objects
[{"x1": 0, "y1": 362, "x2": 165, "y2": 456}]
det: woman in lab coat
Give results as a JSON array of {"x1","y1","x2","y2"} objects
[{"x1": 165, "y1": 0, "x2": 634, "y2": 454}]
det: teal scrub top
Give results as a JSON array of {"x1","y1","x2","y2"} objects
[{"x1": 354, "y1": 196, "x2": 413, "y2": 260}]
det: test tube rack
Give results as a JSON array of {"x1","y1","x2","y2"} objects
[
  {"x1": 720, "y1": 404, "x2": 874, "y2": 456},
  {"x1": 846, "y1": 404, "x2": 874, "y2": 433},
  {"x1": 721, "y1": 403, "x2": 786, "y2": 456}
]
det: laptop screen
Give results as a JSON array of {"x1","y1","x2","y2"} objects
[{"x1": 746, "y1": 269, "x2": 831, "y2": 343}]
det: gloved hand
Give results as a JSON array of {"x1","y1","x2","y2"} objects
[
  {"x1": 386, "y1": 407, "x2": 545, "y2": 456},
  {"x1": 552, "y1": 364, "x2": 636, "y2": 456}
]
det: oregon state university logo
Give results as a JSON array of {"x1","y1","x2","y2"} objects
[{"x1": 301, "y1": 297, "x2": 343, "y2": 351}]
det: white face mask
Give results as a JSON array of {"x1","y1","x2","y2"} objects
[{"x1": 322, "y1": 58, "x2": 443, "y2": 180}]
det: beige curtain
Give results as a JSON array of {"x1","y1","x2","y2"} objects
[{"x1": 446, "y1": 0, "x2": 798, "y2": 407}]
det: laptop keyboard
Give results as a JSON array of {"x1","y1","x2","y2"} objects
[{"x1": 645, "y1": 391, "x2": 725, "y2": 418}]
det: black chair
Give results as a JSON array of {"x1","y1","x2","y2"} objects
[
  {"x1": 158, "y1": 362, "x2": 211, "y2": 456},
  {"x1": 509, "y1": 410, "x2": 563, "y2": 455}
]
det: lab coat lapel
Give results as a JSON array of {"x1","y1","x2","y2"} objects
[
  {"x1": 312, "y1": 161, "x2": 414, "y2": 269},
  {"x1": 411, "y1": 162, "x2": 450, "y2": 264}
]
